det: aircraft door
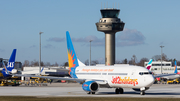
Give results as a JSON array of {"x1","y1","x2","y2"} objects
[
  {"x1": 131, "y1": 70, "x2": 136, "y2": 79},
  {"x1": 129, "y1": 70, "x2": 137, "y2": 87}
]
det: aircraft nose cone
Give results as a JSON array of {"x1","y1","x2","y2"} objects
[{"x1": 146, "y1": 76, "x2": 155, "y2": 87}]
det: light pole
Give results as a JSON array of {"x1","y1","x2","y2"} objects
[
  {"x1": 89, "y1": 40, "x2": 92, "y2": 66},
  {"x1": 160, "y1": 45, "x2": 164, "y2": 74},
  {"x1": 39, "y1": 32, "x2": 43, "y2": 74}
]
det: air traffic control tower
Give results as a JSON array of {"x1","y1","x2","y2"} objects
[{"x1": 96, "y1": 8, "x2": 125, "y2": 65}]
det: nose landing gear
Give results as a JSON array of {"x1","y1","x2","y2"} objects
[
  {"x1": 140, "y1": 87, "x2": 146, "y2": 95},
  {"x1": 140, "y1": 91, "x2": 145, "y2": 95}
]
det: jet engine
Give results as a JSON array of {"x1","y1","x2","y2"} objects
[
  {"x1": 132, "y1": 87, "x2": 149, "y2": 91},
  {"x1": 82, "y1": 81, "x2": 99, "y2": 92},
  {"x1": 11, "y1": 69, "x2": 18, "y2": 74},
  {"x1": 132, "y1": 88, "x2": 140, "y2": 91}
]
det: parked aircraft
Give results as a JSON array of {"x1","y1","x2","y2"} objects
[
  {"x1": 1, "y1": 49, "x2": 17, "y2": 79},
  {"x1": 14, "y1": 31, "x2": 178, "y2": 95},
  {"x1": 146, "y1": 59, "x2": 153, "y2": 70},
  {"x1": 161, "y1": 61, "x2": 180, "y2": 79}
]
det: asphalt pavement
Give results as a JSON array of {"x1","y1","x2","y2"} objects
[{"x1": 0, "y1": 83, "x2": 180, "y2": 98}]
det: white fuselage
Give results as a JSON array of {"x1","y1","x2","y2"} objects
[{"x1": 75, "y1": 65, "x2": 155, "y2": 89}]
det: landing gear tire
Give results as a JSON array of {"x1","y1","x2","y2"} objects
[
  {"x1": 115, "y1": 88, "x2": 120, "y2": 94},
  {"x1": 92, "y1": 92, "x2": 95, "y2": 94},
  {"x1": 115, "y1": 88, "x2": 124, "y2": 94},
  {"x1": 119, "y1": 88, "x2": 124, "y2": 94},
  {"x1": 140, "y1": 91, "x2": 145, "y2": 95},
  {"x1": 87, "y1": 92, "x2": 95, "y2": 94}
]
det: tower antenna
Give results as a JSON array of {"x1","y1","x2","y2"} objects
[
  {"x1": 104, "y1": 3, "x2": 105, "y2": 9},
  {"x1": 101, "y1": 2, "x2": 102, "y2": 9},
  {"x1": 118, "y1": 3, "x2": 119, "y2": 9},
  {"x1": 107, "y1": 2, "x2": 108, "y2": 8}
]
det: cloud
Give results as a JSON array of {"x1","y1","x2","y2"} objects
[
  {"x1": 116, "y1": 28, "x2": 145, "y2": 47},
  {"x1": 47, "y1": 37, "x2": 65, "y2": 42},
  {"x1": 72, "y1": 36, "x2": 104, "y2": 46},
  {"x1": 43, "y1": 44, "x2": 55, "y2": 49},
  {"x1": 47, "y1": 36, "x2": 104, "y2": 46},
  {"x1": 30, "y1": 45, "x2": 36, "y2": 48},
  {"x1": 46, "y1": 28, "x2": 145, "y2": 47}
]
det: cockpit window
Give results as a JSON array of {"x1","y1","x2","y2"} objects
[{"x1": 139, "y1": 72, "x2": 152, "y2": 75}]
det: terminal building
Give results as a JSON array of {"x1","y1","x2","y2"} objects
[{"x1": 144, "y1": 61, "x2": 180, "y2": 74}]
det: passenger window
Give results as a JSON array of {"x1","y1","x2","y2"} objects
[
  {"x1": 144, "y1": 72, "x2": 148, "y2": 74},
  {"x1": 139, "y1": 72, "x2": 143, "y2": 75}
]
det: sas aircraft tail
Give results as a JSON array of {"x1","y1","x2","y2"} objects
[
  {"x1": 146, "y1": 59, "x2": 153, "y2": 70},
  {"x1": 2, "y1": 49, "x2": 17, "y2": 77},
  {"x1": 66, "y1": 31, "x2": 85, "y2": 78}
]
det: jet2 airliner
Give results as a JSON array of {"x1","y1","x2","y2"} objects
[{"x1": 14, "y1": 31, "x2": 178, "y2": 95}]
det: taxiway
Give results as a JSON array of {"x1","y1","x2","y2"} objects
[{"x1": 0, "y1": 83, "x2": 180, "y2": 98}]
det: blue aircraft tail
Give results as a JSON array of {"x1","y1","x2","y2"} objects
[
  {"x1": 66, "y1": 31, "x2": 79, "y2": 78},
  {"x1": 2, "y1": 49, "x2": 16, "y2": 77},
  {"x1": 174, "y1": 60, "x2": 178, "y2": 74}
]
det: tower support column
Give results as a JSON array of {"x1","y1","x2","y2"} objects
[
  {"x1": 105, "y1": 32, "x2": 115, "y2": 65},
  {"x1": 96, "y1": 8, "x2": 125, "y2": 66}
]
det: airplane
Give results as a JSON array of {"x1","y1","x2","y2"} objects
[
  {"x1": 146, "y1": 59, "x2": 178, "y2": 77},
  {"x1": 146, "y1": 59, "x2": 153, "y2": 70},
  {"x1": 1, "y1": 49, "x2": 18, "y2": 79},
  {"x1": 160, "y1": 60, "x2": 180, "y2": 79},
  {"x1": 14, "y1": 31, "x2": 178, "y2": 95}
]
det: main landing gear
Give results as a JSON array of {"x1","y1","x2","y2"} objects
[
  {"x1": 87, "y1": 92, "x2": 95, "y2": 94},
  {"x1": 115, "y1": 88, "x2": 124, "y2": 94}
]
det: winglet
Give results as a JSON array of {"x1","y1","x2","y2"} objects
[
  {"x1": 146, "y1": 59, "x2": 153, "y2": 70},
  {"x1": 174, "y1": 61, "x2": 178, "y2": 74}
]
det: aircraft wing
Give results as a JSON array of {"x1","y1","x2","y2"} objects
[
  {"x1": 162, "y1": 75, "x2": 180, "y2": 79},
  {"x1": 43, "y1": 67, "x2": 69, "y2": 71},
  {"x1": 13, "y1": 74, "x2": 108, "y2": 85},
  {"x1": 13, "y1": 74, "x2": 85, "y2": 82},
  {"x1": 154, "y1": 60, "x2": 178, "y2": 78},
  {"x1": 154, "y1": 73, "x2": 177, "y2": 78}
]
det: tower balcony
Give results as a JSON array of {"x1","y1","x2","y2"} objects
[{"x1": 96, "y1": 22, "x2": 125, "y2": 33}]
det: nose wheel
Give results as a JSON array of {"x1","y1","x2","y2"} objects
[
  {"x1": 115, "y1": 88, "x2": 124, "y2": 94},
  {"x1": 140, "y1": 91, "x2": 145, "y2": 95}
]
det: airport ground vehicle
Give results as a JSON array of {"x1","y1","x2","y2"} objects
[
  {"x1": 0, "y1": 72, "x2": 20, "y2": 86},
  {"x1": 0, "y1": 79, "x2": 20, "y2": 86},
  {"x1": 21, "y1": 77, "x2": 48, "y2": 86},
  {"x1": 167, "y1": 78, "x2": 180, "y2": 84}
]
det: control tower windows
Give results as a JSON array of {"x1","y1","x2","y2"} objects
[{"x1": 101, "y1": 9, "x2": 120, "y2": 18}]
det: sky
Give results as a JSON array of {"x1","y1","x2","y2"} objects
[{"x1": 1, "y1": 0, "x2": 180, "y2": 65}]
